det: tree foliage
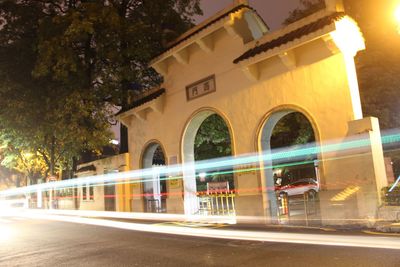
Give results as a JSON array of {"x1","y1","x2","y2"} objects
[
  {"x1": 194, "y1": 114, "x2": 232, "y2": 161},
  {"x1": 284, "y1": 0, "x2": 325, "y2": 25},
  {"x1": 32, "y1": 0, "x2": 202, "y2": 105},
  {"x1": 0, "y1": 0, "x2": 202, "y2": 183},
  {"x1": 270, "y1": 112, "x2": 315, "y2": 149},
  {"x1": 194, "y1": 114, "x2": 234, "y2": 191}
]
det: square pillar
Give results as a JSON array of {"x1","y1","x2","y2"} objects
[{"x1": 319, "y1": 117, "x2": 387, "y2": 225}]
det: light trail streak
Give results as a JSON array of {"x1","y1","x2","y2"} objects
[
  {"x1": 22, "y1": 152, "x2": 381, "y2": 199},
  {"x1": 1, "y1": 131, "x2": 400, "y2": 198},
  {"x1": 389, "y1": 176, "x2": 400, "y2": 192},
  {"x1": 10, "y1": 210, "x2": 400, "y2": 250}
]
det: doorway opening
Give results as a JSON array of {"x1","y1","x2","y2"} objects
[
  {"x1": 182, "y1": 110, "x2": 235, "y2": 217},
  {"x1": 260, "y1": 110, "x2": 321, "y2": 225},
  {"x1": 141, "y1": 142, "x2": 167, "y2": 213}
]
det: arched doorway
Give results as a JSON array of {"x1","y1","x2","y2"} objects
[
  {"x1": 141, "y1": 142, "x2": 167, "y2": 213},
  {"x1": 260, "y1": 110, "x2": 320, "y2": 224},
  {"x1": 182, "y1": 110, "x2": 234, "y2": 216}
]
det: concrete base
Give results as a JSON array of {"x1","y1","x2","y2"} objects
[
  {"x1": 319, "y1": 190, "x2": 360, "y2": 225},
  {"x1": 166, "y1": 197, "x2": 184, "y2": 214},
  {"x1": 378, "y1": 206, "x2": 400, "y2": 222},
  {"x1": 131, "y1": 199, "x2": 145, "y2": 213},
  {"x1": 235, "y1": 194, "x2": 266, "y2": 224}
]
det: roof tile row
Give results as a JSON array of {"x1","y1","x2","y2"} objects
[{"x1": 233, "y1": 12, "x2": 345, "y2": 64}]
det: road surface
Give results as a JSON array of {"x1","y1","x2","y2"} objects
[{"x1": 1, "y1": 215, "x2": 400, "y2": 267}]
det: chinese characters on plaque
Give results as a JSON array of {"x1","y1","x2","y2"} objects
[{"x1": 186, "y1": 75, "x2": 216, "y2": 101}]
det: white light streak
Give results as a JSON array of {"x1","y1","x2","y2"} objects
[
  {"x1": 1, "y1": 130, "x2": 400, "y2": 203},
  {"x1": 389, "y1": 175, "x2": 400, "y2": 192},
  {"x1": 11, "y1": 210, "x2": 400, "y2": 250},
  {"x1": 0, "y1": 224, "x2": 13, "y2": 242}
]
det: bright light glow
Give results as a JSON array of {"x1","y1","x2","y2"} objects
[
  {"x1": 395, "y1": 5, "x2": 400, "y2": 33},
  {"x1": 395, "y1": 5, "x2": 400, "y2": 23},
  {"x1": 110, "y1": 139, "x2": 119, "y2": 145},
  {"x1": 198, "y1": 172, "x2": 207, "y2": 180},
  {"x1": 23, "y1": 152, "x2": 33, "y2": 159},
  {"x1": 0, "y1": 224, "x2": 13, "y2": 242},
  {"x1": 331, "y1": 16, "x2": 365, "y2": 57}
]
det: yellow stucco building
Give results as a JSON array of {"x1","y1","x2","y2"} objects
[{"x1": 117, "y1": 0, "x2": 388, "y2": 225}]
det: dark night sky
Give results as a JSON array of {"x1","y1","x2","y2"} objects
[{"x1": 196, "y1": 0, "x2": 301, "y2": 30}]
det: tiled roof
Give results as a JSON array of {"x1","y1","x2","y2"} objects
[
  {"x1": 154, "y1": 4, "x2": 265, "y2": 60},
  {"x1": 117, "y1": 88, "x2": 166, "y2": 115},
  {"x1": 233, "y1": 12, "x2": 345, "y2": 64},
  {"x1": 76, "y1": 164, "x2": 96, "y2": 173}
]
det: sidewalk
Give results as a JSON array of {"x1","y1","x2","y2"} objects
[{"x1": 375, "y1": 222, "x2": 400, "y2": 233}]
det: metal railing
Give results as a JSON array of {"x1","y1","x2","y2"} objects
[
  {"x1": 383, "y1": 189, "x2": 400, "y2": 206},
  {"x1": 197, "y1": 192, "x2": 235, "y2": 216}
]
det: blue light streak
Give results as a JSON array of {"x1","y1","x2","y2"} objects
[{"x1": 0, "y1": 131, "x2": 399, "y2": 198}]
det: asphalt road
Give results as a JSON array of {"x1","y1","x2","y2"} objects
[{"x1": 1, "y1": 216, "x2": 400, "y2": 267}]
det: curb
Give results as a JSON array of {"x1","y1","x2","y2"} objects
[{"x1": 375, "y1": 223, "x2": 400, "y2": 233}]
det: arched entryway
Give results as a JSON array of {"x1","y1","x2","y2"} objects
[
  {"x1": 141, "y1": 142, "x2": 167, "y2": 213},
  {"x1": 181, "y1": 109, "x2": 234, "y2": 216},
  {"x1": 259, "y1": 109, "x2": 321, "y2": 225}
]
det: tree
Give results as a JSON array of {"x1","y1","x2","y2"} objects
[
  {"x1": 270, "y1": 113, "x2": 315, "y2": 149},
  {"x1": 0, "y1": 166, "x2": 24, "y2": 190},
  {"x1": 194, "y1": 114, "x2": 234, "y2": 191},
  {"x1": 0, "y1": 146, "x2": 46, "y2": 186},
  {"x1": 194, "y1": 114, "x2": 232, "y2": 161},
  {"x1": 31, "y1": 0, "x2": 202, "y2": 106},
  {"x1": 0, "y1": 0, "x2": 202, "y2": 183},
  {"x1": 284, "y1": 0, "x2": 325, "y2": 25}
]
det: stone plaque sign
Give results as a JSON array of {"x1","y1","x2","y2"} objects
[
  {"x1": 207, "y1": 181, "x2": 229, "y2": 194},
  {"x1": 186, "y1": 75, "x2": 216, "y2": 101}
]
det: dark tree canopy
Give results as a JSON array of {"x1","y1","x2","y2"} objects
[
  {"x1": 194, "y1": 114, "x2": 232, "y2": 161},
  {"x1": 270, "y1": 112, "x2": 315, "y2": 149},
  {"x1": 0, "y1": 0, "x2": 202, "y2": 183},
  {"x1": 284, "y1": 0, "x2": 325, "y2": 25},
  {"x1": 194, "y1": 114, "x2": 233, "y2": 191}
]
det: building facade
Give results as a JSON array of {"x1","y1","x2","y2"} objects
[{"x1": 117, "y1": 0, "x2": 388, "y2": 225}]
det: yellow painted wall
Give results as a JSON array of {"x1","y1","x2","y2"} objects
[{"x1": 124, "y1": 17, "x2": 386, "y2": 224}]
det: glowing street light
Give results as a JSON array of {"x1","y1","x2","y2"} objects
[
  {"x1": 395, "y1": 4, "x2": 400, "y2": 33},
  {"x1": 199, "y1": 172, "x2": 207, "y2": 182}
]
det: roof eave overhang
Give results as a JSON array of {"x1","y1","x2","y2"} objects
[
  {"x1": 150, "y1": 16, "x2": 229, "y2": 67},
  {"x1": 236, "y1": 14, "x2": 365, "y2": 82},
  {"x1": 116, "y1": 93, "x2": 166, "y2": 126},
  {"x1": 150, "y1": 5, "x2": 268, "y2": 77},
  {"x1": 239, "y1": 24, "x2": 336, "y2": 67}
]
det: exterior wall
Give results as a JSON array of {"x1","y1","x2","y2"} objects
[
  {"x1": 77, "y1": 184, "x2": 106, "y2": 211},
  {"x1": 122, "y1": 9, "x2": 387, "y2": 225},
  {"x1": 73, "y1": 153, "x2": 130, "y2": 212},
  {"x1": 128, "y1": 41, "x2": 355, "y2": 164},
  {"x1": 57, "y1": 197, "x2": 75, "y2": 210},
  {"x1": 126, "y1": 28, "x2": 357, "y2": 217}
]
